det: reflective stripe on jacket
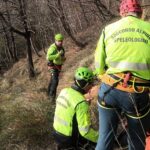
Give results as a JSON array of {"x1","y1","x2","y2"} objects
[
  {"x1": 46, "y1": 43, "x2": 65, "y2": 65},
  {"x1": 95, "y1": 16, "x2": 150, "y2": 80},
  {"x1": 53, "y1": 88, "x2": 98, "y2": 143}
]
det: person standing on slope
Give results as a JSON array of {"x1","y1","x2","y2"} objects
[
  {"x1": 46, "y1": 33, "x2": 66, "y2": 102},
  {"x1": 94, "y1": 0, "x2": 150, "y2": 149}
]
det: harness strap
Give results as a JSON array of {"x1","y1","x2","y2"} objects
[
  {"x1": 101, "y1": 74, "x2": 150, "y2": 93},
  {"x1": 47, "y1": 64, "x2": 62, "y2": 72},
  {"x1": 109, "y1": 74, "x2": 150, "y2": 87},
  {"x1": 122, "y1": 72, "x2": 131, "y2": 88},
  {"x1": 126, "y1": 107, "x2": 150, "y2": 119},
  {"x1": 98, "y1": 78, "x2": 122, "y2": 109}
]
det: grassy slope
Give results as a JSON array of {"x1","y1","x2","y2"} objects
[
  {"x1": 1, "y1": 15, "x2": 150, "y2": 149},
  {"x1": 0, "y1": 25, "x2": 101, "y2": 150}
]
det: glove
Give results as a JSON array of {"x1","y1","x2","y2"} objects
[
  {"x1": 55, "y1": 52, "x2": 61, "y2": 59},
  {"x1": 59, "y1": 50, "x2": 64, "y2": 55},
  {"x1": 56, "y1": 50, "x2": 64, "y2": 59}
]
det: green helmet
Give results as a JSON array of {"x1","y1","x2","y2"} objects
[
  {"x1": 75, "y1": 67, "x2": 94, "y2": 83},
  {"x1": 55, "y1": 33, "x2": 64, "y2": 41}
]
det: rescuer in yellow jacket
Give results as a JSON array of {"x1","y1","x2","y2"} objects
[
  {"x1": 95, "y1": 0, "x2": 150, "y2": 150},
  {"x1": 53, "y1": 67, "x2": 98, "y2": 150},
  {"x1": 46, "y1": 33, "x2": 66, "y2": 102}
]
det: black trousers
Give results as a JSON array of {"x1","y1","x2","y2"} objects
[
  {"x1": 53, "y1": 130, "x2": 96, "y2": 150},
  {"x1": 48, "y1": 69, "x2": 60, "y2": 98}
]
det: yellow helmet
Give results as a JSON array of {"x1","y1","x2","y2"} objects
[{"x1": 55, "y1": 33, "x2": 64, "y2": 41}]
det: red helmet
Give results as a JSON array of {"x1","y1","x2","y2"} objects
[{"x1": 119, "y1": 0, "x2": 142, "y2": 16}]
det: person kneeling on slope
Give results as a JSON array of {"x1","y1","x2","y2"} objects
[{"x1": 53, "y1": 67, "x2": 98, "y2": 150}]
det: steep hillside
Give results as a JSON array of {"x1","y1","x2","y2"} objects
[
  {"x1": 1, "y1": 13, "x2": 150, "y2": 149},
  {"x1": 0, "y1": 25, "x2": 101, "y2": 150}
]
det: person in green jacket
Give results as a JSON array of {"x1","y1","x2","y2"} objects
[
  {"x1": 46, "y1": 33, "x2": 66, "y2": 102},
  {"x1": 53, "y1": 67, "x2": 98, "y2": 150},
  {"x1": 95, "y1": 0, "x2": 150, "y2": 150}
]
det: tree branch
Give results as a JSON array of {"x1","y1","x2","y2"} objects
[
  {"x1": 141, "y1": 4, "x2": 150, "y2": 8},
  {"x1": 47, "y1": 4, "x2": 60, "y2": 17},
  {"x1": 0, "y1": 11, "x2": 26, "y2": 37},
  {"x1": 30, "y1": 38, "x2": 42, "y2": 57}
]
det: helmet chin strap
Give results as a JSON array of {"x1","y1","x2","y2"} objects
[{"x1": 75, "y1": 79, "x2": 89, "y2": 89}]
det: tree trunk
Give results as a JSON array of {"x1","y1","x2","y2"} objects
[
  {"x1": 1, "y1": 21, "x2": 13, "y2": 61},
  {"x1": 26, "y1": 32, "x2": 35, "y2": 78},
  {"x1": 10, "y1": 31, "x2": 18, "y2": 61},
  {"x1": 5, "y1": 0, "x2": 18, "y2": 62},
  {"x1": 18, "y1": 0, "x2": 35, "y2": 78}
]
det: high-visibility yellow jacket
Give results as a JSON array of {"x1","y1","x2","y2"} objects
[
  {"x1": 95, "y1": 16, "x2": 150, "y2": 80},
  {"x1": 46, "y1": 43, "x2": 65, "y2": 65},
  {"x1": 53, "y1": 87, "x2": 98, "y2": 143}
]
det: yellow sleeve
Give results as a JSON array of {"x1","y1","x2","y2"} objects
[
  {"x1": 46, "y1": 45, "x2": 59, "y2": 61},
  {"x1": 76, "y1": 101, "x2": 98, "y2": 143},
  {"x1": 94, "y1": 29, "x2": 106, "y2": 76}
]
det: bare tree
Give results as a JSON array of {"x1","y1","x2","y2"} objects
[
  {"x1": 1, "y1": 20, "x2": 13, "y2": 61},
  {"x1": 47, "y1": 0, "x2": 86, "y2": 47},
  {"x1": 17, "y1": 0, "x2": 35, "y2": 78},
  {"x1": 4, "y1": 0, "x2": 18, "y2": 61},
  {"x1": 93, "y1": 0, "x2": 115, "y2": 21},
  {"x1": 0, "y1": 0, "x2": 35, "y2": 78},
  {"x1": 0, "y1": 0, "x2": 121, "y2": 75},
  {"x1": 78, "y1": 0, "x2": 90, "y2": 26}
]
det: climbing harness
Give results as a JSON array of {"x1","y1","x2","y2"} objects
[{"x1": 101, "y1": 73, "x2": 150, "y2": 93}]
